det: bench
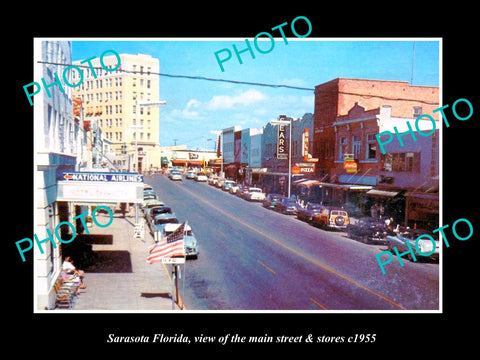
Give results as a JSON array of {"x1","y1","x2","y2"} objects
[{"x1": 53, "y1": 277, "x2": 80, "y2": 309}]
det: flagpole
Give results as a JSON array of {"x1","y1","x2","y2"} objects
[{"x1": 171, "y1": 265, "x2": 175, "y2": 310}]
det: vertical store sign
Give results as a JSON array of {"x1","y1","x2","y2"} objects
[
  {"x1": 302, "y1": 128, "x2": 310, "y2": 161},
  {"x1": 277, "y1": 124, "x2": 288, "y2": 159}
]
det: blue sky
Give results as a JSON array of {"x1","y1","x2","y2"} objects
[{"x1": 72, "y1": 39, "x2": 440, "y2": 150}]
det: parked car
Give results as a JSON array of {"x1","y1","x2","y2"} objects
[
  {"x1": 163, "y1": 223, "x2": 199, "y2": 259},
  {"x1": 208, "y1": 175, "x2": 221, "y2": 186},
  {"x1": 222, "y1": 180, "x2": 236, "y2": 191},
  {"x1": 297, "y1": 202, "x2": 323, "y2": 222},
  {"x1": 346, "y1": 217, "x2": 389, "y2": 244},
  {"x1": 143, "y1": 184, "x2": 153, "y2": 191},
  {"x1": 195, "y1": 172, "x2": 208, "y2": 182},
  {"x1": 143, "y1": 189, "x2": 157, "y2": 201},
  {"x1": 244, "y1": 187, "x2": 266, "y2": 201},
  {"x1": 274, "y1": 197, "x2": 301, "y2": 215},
  {"x1": 235, "y1": 185, "x2": 249, "y2": 198},
  {"x1": 312, "y1": 206, "x2": 350, "y2": 230},
  {"x1": 262, "y1": 193, "x2": 283, "y2": 209},
  {"x1": 142, "y1": 199, "x2": 165, "y2": 213},
  {"x1": 149, "y1": 214, "x2": 179, "y2": 241},
  {"x1": 146, "y1": 206, "x2": 175, "y2": 223},
  {"x1": 386, "y1": 229, "x2": 439, "y2": 261},
  {"x1": 215, "y1": 178, "x2": 226, "y2": 188},
  {"x1": 229, "y1": 183, "x2": 241, "y2": 194},
  {"x1": 169, "y1": 170, "x2": 182, "y2": 181}
]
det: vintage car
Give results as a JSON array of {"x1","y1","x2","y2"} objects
[
  {"x1": 346, "y1": 217, "x2": 389, "y2": 244},
  {"x1": 194, "y1": 172, "x2": 208, "y2": 182},
  {"x1": 168, "y1": 170, "x2": 182, "y2": 181},
  {"x1": 163, "y1": 223, "x2": 199, "y2": 259},
  {"x1": 221, "y1": 180, "x2": 236, "y2": 191},
  {"x1": 296, "y1": 202, "x2": 323, "y2": 222},
  {"x1": 149, "y1": 214, "x2": 179, "y2": 241},
  {"x1": 262, "y1": 193, "x2": 283, "y2": 209},
  {"x1": 208, "y1": 175, "x2": 221, "y2": 186},
  {"x1": 244, "y1": 187, "x2": 266, "y2": 201},
  {"x1": 146, "y1": 206, "x2": 175, "y2": 224},
  {"x1": 143, "y1": 189, "x2": 157, "y2": 201},
  {"x1": 142, "y1": 199, "x2": 165, "y2": 214},
  {"x1": 186, "y1": 171, "x2": 196, "y2": 179},
  {"x1": 274, "y1": 197, "x2": 301, "y2": 215},
  {"x1": 312, "y1": 206, "x2": 350, "y2": 230},
  {"x1": 386, "y1": 229, "x2": 439, "y2": 261},
  {"x1": 229, "y1": 183, "x2": 241, "y2": 194}
]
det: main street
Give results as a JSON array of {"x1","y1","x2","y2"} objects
[{"x1": 145, "y1": 175, "x2": 439, "y2": 311}]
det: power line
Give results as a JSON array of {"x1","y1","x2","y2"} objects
[{"x1": 36, "y1": 60, "x2": 315, "y2": 92}]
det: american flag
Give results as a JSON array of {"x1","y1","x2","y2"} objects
[{"x1": 146, "y1": 222, "x2": 186, "y2": 264}]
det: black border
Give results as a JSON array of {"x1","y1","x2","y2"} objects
[{"x1": 8, "y1": 5, "x2": 477, "y2": 354}]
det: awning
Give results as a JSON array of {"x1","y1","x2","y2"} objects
[
  {"x1": 171, "y1": 159, "x2": 204, "y2": 166},
  {"x1": 318, "y1": 182, "x2": 372, "y2": 191},
  {"x1": 366, "y1": 189, "x2": 400, "y2": 197},
  {"x1": 296, "y1": 179, "x2": 321, "y2": 187}
]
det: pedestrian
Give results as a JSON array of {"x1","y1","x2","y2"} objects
[{"x1": 62, "y1": 256, "x2": 87, "y2": 289}]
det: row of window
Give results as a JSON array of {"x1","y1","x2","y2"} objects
[
  {"x1": 103, "y1": 131, "x2": 152, "y2": 142},
  {"x1": 380, "y1": 152, "x2": 421, "y2": 173},
  {"x1": 80, "y1": 90, "x2": 154, "y2": 104},
  {"x1": 338, "y1": 134, "x2": 377, "y2": 160},
  {"x1": 98, "y1": 118, "x2": 152, "y2": 128},
  {"x1": 74, "y1": 76, "x2": 153, "y2": 91}
]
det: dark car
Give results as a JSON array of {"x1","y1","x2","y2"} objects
[
  {"x1": 274, "y1": 198, "x2": 300, "y2": 215},
  {"x1": 262, "y1": 193, "x2": 283, "y2": 209},
  {"x1": 346, "y1": 217, "x2": 389, "y2": 244},
  {"x1": 297, "y1": 202, "x2": 323, "y2": 222}
]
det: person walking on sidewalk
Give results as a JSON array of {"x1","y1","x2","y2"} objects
[{"x1": 62, "y1": 256, "x2": 87, "y2": 289}]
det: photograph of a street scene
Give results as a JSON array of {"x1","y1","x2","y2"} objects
[{"x1": 32, "y1": 38, "x2": 441, "y2": 312}]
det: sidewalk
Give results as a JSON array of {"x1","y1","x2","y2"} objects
[{"x1": 68, "y1": 212, "x2": 183, "y2": 311}]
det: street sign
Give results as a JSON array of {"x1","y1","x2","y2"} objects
[
  {"x1": 62, "y1": 171, "x2": 143, "y2": 183},
  {"x1": 162, "y1": 257, "x2": 185, "y2": 264}
]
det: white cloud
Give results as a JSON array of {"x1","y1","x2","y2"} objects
[
  {"x1": 205, "y1": 89, "x2": 267, "y2": 110},
  {"x1": 168, "y1": 98, "x2": 202, "y2": 119}
]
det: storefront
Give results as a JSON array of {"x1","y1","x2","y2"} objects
[{"x1": 405, "y1": 192, "x2": 439, "y2": 230}]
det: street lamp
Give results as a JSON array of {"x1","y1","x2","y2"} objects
[{"x1": 270, "y1": 117, "x2": 292, "y2": 198}]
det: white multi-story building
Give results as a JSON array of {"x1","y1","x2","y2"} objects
[{"x1": 34, "y1": 40, "x2": 89, "y2": 310}]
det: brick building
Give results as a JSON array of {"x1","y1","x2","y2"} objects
[
  {"x1": 313, "y1": 78, "x2": 439, "y2": 178},
  {"x1": 312, "y1": 78, "x2": 439, "y2": 227}
]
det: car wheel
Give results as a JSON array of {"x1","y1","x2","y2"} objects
[{"x1": 335, "y1": 216, "x2": 345, "y2": 227}]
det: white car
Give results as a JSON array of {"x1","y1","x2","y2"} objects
[
  {"x1": 244, "y1": 187, "x2": 266, "y2": 201},
  {"x1": 169, "y1": 171, "x2": 182, "y2": 181},
  {"x1": 386, "y1": 230, "x2": 439, "y2": 261},
  {"x1": 163, "y1": 223, "x2": 199, "y2": 258},
  {"x1": 195, "y1": 172, "x2": 208, "y2": 182}
]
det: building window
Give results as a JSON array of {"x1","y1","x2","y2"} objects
[
  {"x1": 339, "y1": 136, "x2": 347, "y2": 160},
  {"x1": 366, "y1": 134, "x2": 377, "y2": 160},
  {"x1": 381, "y1": 152, "x2": 420, "y2": 172},
  {"x1": 352, "y1": 135, "x2": 361, "y2": 159},
  {"x1": 413, "y1": 106, "x2": 423, "y2": 117}
]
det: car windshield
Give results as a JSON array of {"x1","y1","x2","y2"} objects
[
  {"x1": 151, "y1": 207, "x2": 172, "y2": 215},
  {"x1": 155, "y1": 218, "x2": 179, "y2": 225}
]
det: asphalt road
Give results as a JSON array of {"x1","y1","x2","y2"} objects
[{"x1": 145, "y1": 174, "x2": 439, "y2": 311}]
